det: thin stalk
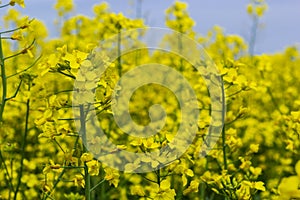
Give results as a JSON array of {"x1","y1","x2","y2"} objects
[
  {"x1": 53, "y1": 138, "x2": 65, "y2": 153},
  {"x1": 0, "y1": 151, "x2": 14, "y2": 193},
  {"x1": 101, "y1": 168, "x2": 105, "y2": 199},
  {"x1": 0, "y1": 27, "x2": 22, "y2": 35},
  {"x1": 79, "y1": 104, "x2": 91, "y2": 200},
  {"x1": 84, "y1": 163, "x2": 91, "y2": 200},
  {"x1": 90, "y1": 179, "x2": 105, "y2": 192},
  {"x1": 200, "y1": 182, "x2": 206, "y2": 200},
  {"x1": 156, "y1": 169, "x2": 161, "y2": 186},
  {"x1": 117, "y1": 29, "x2": 122, "y2": 77},
  {"x1": 5, "y1": 80, "x2": 22, "y2": 101},
  {"x1": 43, "y1": 169, "x2": 66, "y2": 200},
  {"x1": 7, "y1": 54, "x2": 42, "y2": 78},
  {"x1": 57, "y1": 70, "x2": 76, "y2": 79},
  {"x1": 178, "y1": 32, "x2": 184, "y2": 72},
  {"x1": 60, "y1": 166, "x2": 84, "y2": 169},
  {"x1": 0, "y1": 34, "x2": 7, "y2": 122},
  {"x1": 3, "y1": 39, "x2": 35, "y2": 61},
  {"x1": 79, "y1": 105, "x2": 87, "y2": 151},
  {"x1": 0, "y1": 3, "x2": 10, "y2": 8},
  {"x1": 1, "y1": 37, "x2": 12, "y2": 40},
  {"x1": 221, "y1": 77, "x2": 227, "y2": 170},
  {"x1": 14, "y1": 85, "x2": 30, "y2": 200}
]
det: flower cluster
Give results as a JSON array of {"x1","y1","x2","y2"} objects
[{"x1": 0, "y1": 0, "x2": 299, "y2": 199}]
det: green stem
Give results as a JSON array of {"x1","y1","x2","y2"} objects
[
  {"x1": 3, "y1": 39, "x2": 35, "y2": 61},
  {"x1": 0, "y1": 150, "x2": 14, "y2": 193},
  {"x1": 117, "y1": 29, "x2": 122, "y2": 77},
  {"x1": 14, "y1": 85, "x2": 30, "y2": 200},
  {"x1": 43, "y1": 169, "x2": 66, "y2": 200},
  {"x1": 7, "y1": 54, "x2": 42, "y2": 78},
  {"x1": 0, "y1": 3, "x2": 10, "y2": 8},
  {"x1": 79, "y1": 105, "x2": 91, "y2": 200},
  {"x1": 0, "y1": 34, "x2": 7, "y2": 122},
  {"x1": 5, "y1": 80, "x2": 22, "y2": 101},
  {"x1": 0, "y1": 27, "x2": 21, "y2": 34},
  {"x1": 101, "y1": 168, "x2": 105, "y2": 199},
  {"x1": 90, "y1": 179, "x2": 105, "y2": 192},
  {"x1": 200, "y1": 182, "x2": 206, "y2": 200},
  {"x1": 221, "y1": 77, "x2": 227, "y2": 170},
  {"x1": 177, "y1": 31, "x2": 183, "y2": 72},
  {"x1": 84, "y1": 163, "x2": 91, "y2": 200},
  {"x1": 157, "y1": 169, "x2": 161, "y2": 186},
  {"x1": 79, "y1": 105, "x2": 87, "y2": 151}
]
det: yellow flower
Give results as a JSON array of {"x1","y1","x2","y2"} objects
[
  {"x1": 86, "y1": 160, "x2": 100, "y2": 176},
  {"x1": 64, "y1": 150, "x2": 78, "y2": 166},
  {"x1": 249, "y1": 144, "x2": 259, "y2": 153},
  {"x1": 54, "y1": 0, "x2": 74, "y2": 16},
  {"x1": 286, "y1": 139, "x2": 294, "y2": 151},
  {"x1": 246, "y1": 4, "x2": 253, "y2": 15},
  {"x1": 73, "y1": 175, "x2": 85, "y2": 188},
  {"x1": 278, "y1": 176, "x2": 300, "y2": 200},
  {"x1": 49, "y1": 160, "x2": 62, "y2": 173},
  {"x1": 42, "y1": 166, "x2": 51, "y2": 175},
  {"x1": 104, "y1": 167, "x2": 120, "y2": 187},
  {"x1": 80, "y1": 153, "x2": 93, "y2": 163},
  {"x1": 130, "y1": 185, "x2": 145, "y2": 196},
  {"x1": 239, "y1": 157, "x2": 252, "y2": 170},
  {"x1": 237, "y1": 181, "x2": 251, "y2": 200},
  {"x1": 42, "y1": 182, "x2": 53, "y2": 193},
  {"x1": 21, "y1": 45, "x2": 34, "y2": 58},
  {"x1": 10, "y1": 30, "x2": 23, "y2": 41},
  {"x1": 19, "y1": 16, "x2": 31, "y2": 29},
  {"x1": 253, "y1": 181, "x2": 266, "y2": 191},
  {"x1": 151, "y1": 180, "x2": 176, "y2": 200},
  {"x1": 250, "y1": 166, "x2": 262, "y2": 177},
  {"x1": 142, "y1": 138, "x2": 161, "y2": 149},
  {"x1": 183, "y1": 180, "x2": 200, "y2": 195},
  {"x1": 63, "y1": 50, "x2": 88, "y2": 69},
  {"x1": 296, "y1": 160, "x2": 300, "y2": 177},
  {"x1": 255, "y1": 5, "x2": 267, "y2": 17},
  {"x1": 9, "y1": 0, "x2": 25, "y2": 8}
]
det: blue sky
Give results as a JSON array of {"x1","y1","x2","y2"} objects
[{"x1": 2, "y1": 0, "x2": 300, "y2": 54}]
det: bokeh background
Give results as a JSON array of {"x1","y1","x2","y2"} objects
[{"x1": 2, "y1": 0, "x2": 300, "y2": 54}]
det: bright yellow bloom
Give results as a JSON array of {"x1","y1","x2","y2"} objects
[
  {"x1": 63, "y1": 50, "x2": 88, "y2": 69},
  {"x1": 86, "y1": 160, "x2": 100, "y2": 176},
  {"x1": 183, "y1": 180, "x2": 200, "y2": 195},
  {"x1": 296, "y1": 160, "x2": 300, "y2": 177},
  {"x1": 104, "y1": 167, "x2": 120, "y2": 187},
  {"x1": 73, "y1": 175, "x2": 85, "y2": 188},
  {"x1": 237, "y1": 181, "x2": 251, "y2": 199},
  {"x1": 10, "y1": 30, "x2": 23, "y2": 41},
  {"x1": 130, "y1": 185, "x2": 145, "y2": 196},
  {"x1": 19, "y1": 16, "x2": 31, "y2": 29},
  {"x1": 249, "y1": 144, "x2": 259, "y2": 153},
  {"x1": 246, "y1": 4, "x2": 253, "y2": 15},
  {"x1": 253, "y1": 181, "x2": 266, "y2": 191},
  {"x1": 80, "y1": 153, "x2": 93, "y2": 163},
  {"x1": 255, "y1": 5, "x2": 267, "y2": 17},
  {"x1": 9, "y1": 0, "x2": 25, "y2": 8},
  {"x1": 278, "y1": 176, "x2": 300, "y2": 200},
  {"x1": 250, "y1": 166, "x2": 262, "y2": 177},
  {"x1": 151, "y1": 180, "x2": 176, "y2": 200},
  {"x1": 54, "y1": 0, "x2": 74, "y2": 16}
]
